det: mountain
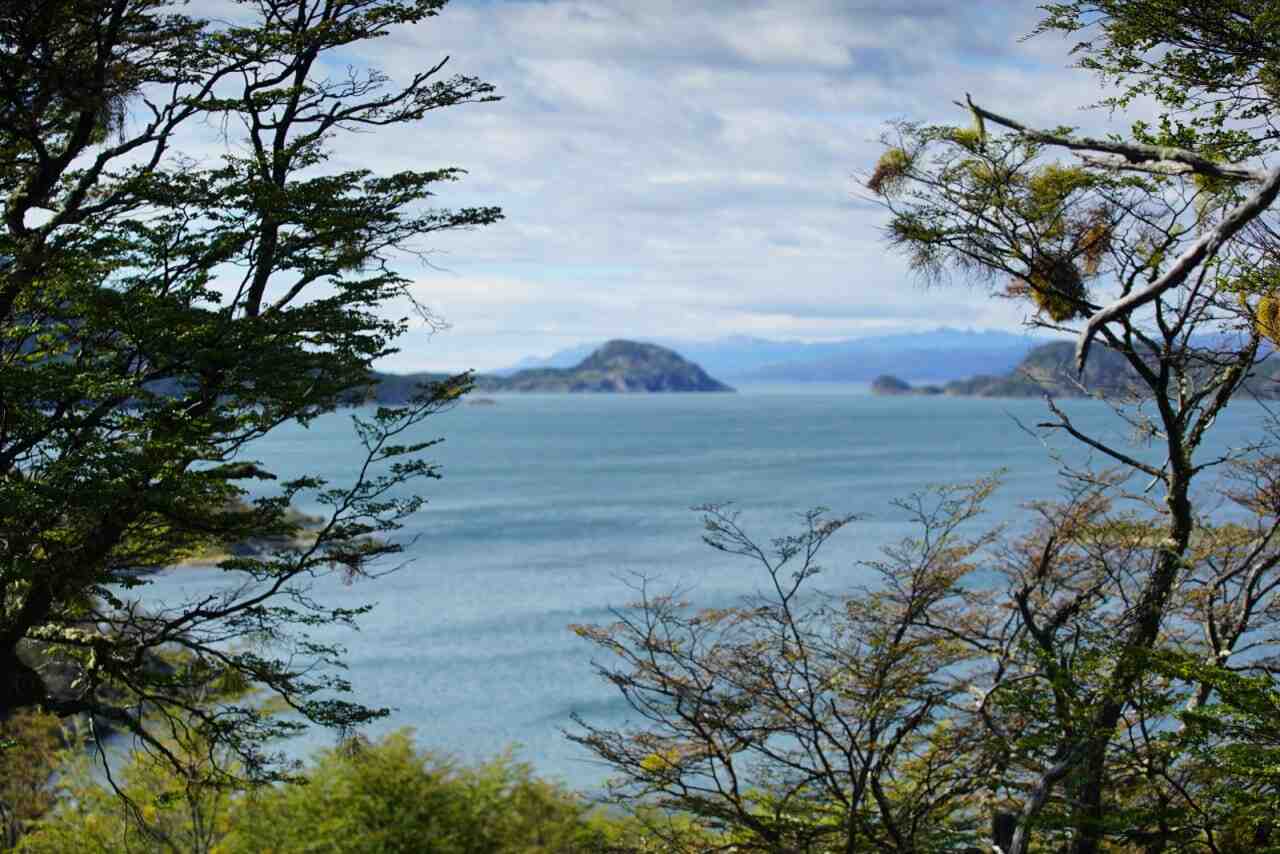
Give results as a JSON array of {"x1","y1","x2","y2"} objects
[
  {"x1": 490, "y1": 340, "x2": 732, "y2": 392},
  {"x1": 939, "y1": 341, "x2": 1139, "y2": 398},
  {"x1": 495, "y1": 335, "x2": 820, "y2": 377},
  {"x1": 499, "y1": 329, "x2": 1051, "y2": 383},
  {"x1": 364, "y1": 340, "x2": 732, "y2": 401},
  {"x1": 872, "y1": 340, "x2": 1280, "y2": 398},
  {"x1": 493, "y1": 342, "x2": 600, "y2": 375}
]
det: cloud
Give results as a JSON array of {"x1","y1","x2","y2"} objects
[{"x1": 274, "y1": 1, "x2": 1148, "y2": 370}]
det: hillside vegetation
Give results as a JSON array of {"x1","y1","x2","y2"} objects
[{"x1": 873, "y1": 341, "x2": 1280, "y2": 398}]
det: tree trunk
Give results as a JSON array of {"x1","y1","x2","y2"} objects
[
  {"x1": 0, "y1": 644, "x2": 44, "y2": 721},
  {"x1": 993, "y1": 811, "x2": 1016, "y2": 853}
]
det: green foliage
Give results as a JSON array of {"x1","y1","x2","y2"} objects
[
  {"x1": 885, "y1": 211, "x2": 948, "y2": 278},
  {"x1": 572, "y1": 483, "x2": 1000, "y2": 853},
  {"x1": 1036, "y1": 1, "x2": 1280, "y2": 159},
  {"x1": 1132, "y1": 652, "x2": 1280, "y2": 852},
  {"x1": 19, "y1": 731, "x2": 661, "y2": 854},
  {"x1": 578, "y1": 451, "x2": 1280, "y2": 852},
  {"x1": 850, "y1": 3, "x2": 1280, "y2": 852},
  {"x1": 873, "y1": 125, "x2": 1125, "y2": 319},
  {"x1": 223, "y1": 733, "x2": 608, "y2": 854},
  {"x1": 950, "y1": 126, "x2": 985, "y2": 152},
  {"x1": 0, "y1": 711, "x2": 66, "y2": 849},
  {"x1": 1025, "y1": 164, "x2": 1096, "y2": 221},
  {"x1": 0, "y1": 0, "x2": 500, "y2": 789},
  {"x1": 16, "y1": 741, "x2": 238, "y2": 854}
]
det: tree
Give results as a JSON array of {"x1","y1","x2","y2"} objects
[
  {"x1": 577, "y1": 3, "x2": 1280, "y2": 853},
  {"x1": 862, "y1": 3, "x2": 1280, "y2": 852},
  {"x1": 574, "y1": 457, "x2": 1280, "y2": 854},
  {"x1": 571, "y1": 487, "x2": 999, "y2": 853},
  {"x1": 0, "y1": 711, "x2": 64, "y2": 847},
  {"x1": 18, "y1": 728, "x2": 629, "y2": 853},
  {"x1": 0, "y1": 0, "x2": 500, "y2": 802},
  {"x1": 221, "y1": 732, "x2": 615, "y2": 854}
]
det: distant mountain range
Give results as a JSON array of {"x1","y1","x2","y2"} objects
[
  {"x1": 364, "y1": 340, "x2": 731, "y2": 402},
  {"x1": 872, "y1": 340, "x2": 1280, "y2": 399},
  {"x1": 497, "y1": 329, "x2": 1053, "y2": 383}
]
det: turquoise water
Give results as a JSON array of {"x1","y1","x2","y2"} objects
[{"x1": 133, "y1": 388, "x2": 1272, "y2": 790}]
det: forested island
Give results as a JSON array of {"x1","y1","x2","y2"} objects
[
  {"x1": 872, "y1": 340, "x2": 1280, "y2": 399},
  {"x1": 364, "y1": 339, "x2": 733, "y2": 401}
]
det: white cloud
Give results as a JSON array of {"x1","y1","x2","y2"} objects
[{"x1": 260, "y1": 0, "x2": 1154, "y2": 371}]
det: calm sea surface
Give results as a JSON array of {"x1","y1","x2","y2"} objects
[{"x1": 131, "y1": 386, "x2": 1273, "y2": 790}]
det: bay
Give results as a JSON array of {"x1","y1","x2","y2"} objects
[{"x1": 132, "y1": 387, "x2": 1272, "y2": 791}]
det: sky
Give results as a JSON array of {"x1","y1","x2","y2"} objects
[{"x1": 292, "y1": 1, "x2": 1143, "y2": 372}]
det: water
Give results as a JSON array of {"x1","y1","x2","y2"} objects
[{"x1": 130, "y1": 387, "x2": 1274, "y2": 790}]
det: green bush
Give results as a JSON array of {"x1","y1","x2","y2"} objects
[
  {"x1": 222, "y1": 731, "x2": 613, "y2": 854},
  {"x1": 0, "y1": 711, "x2": 66, "y2": 849},
  {"x1": 17, "y1": 730, "x2": 671, "y2": 854}
]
